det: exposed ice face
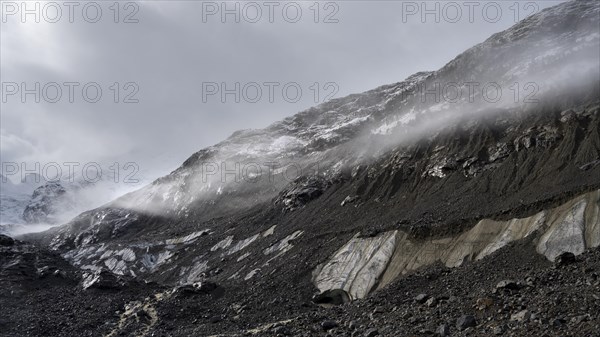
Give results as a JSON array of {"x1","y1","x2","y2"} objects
[
  {"x1": 53, "y1": 211, "x2": 304, "y2": 285},
  {"x1": 237, "y1": 252, "x2": 251, "y2": 262},
  {"x1": 226, "y1": 234, "x2": 260, "y2": 256},
  {"x1": 81, "y1": 271, "x2": 102, "y2": 290},
  {"x1": 262, "y1": 225, "x2": 276, "y2": 237},
  {"x1": 59, "y1": 227, "x2": 213, "y2": 279},
  {"x1": 313, "y1": 190, "x2": 600, "y2": 300},
  {"x1": 537, "y1": 199, "x2": 588, "y2": 261},
  {"x1": 263, "y1": 230, "x2": 303, "y2": 256},
  {"x1": 179, "y1": 260, "x2": 209, "y2": 285},
  {"x1": 211, "y1": 236, "x2": 234, "y2": 252},
  {"x1": 313, "y1": 231, "x2": 397, "y2": 300},
  {"x1": 164, "y1": 230, "x2": 210, "y2": 245},
  {"x1": 244, "y1": 268, "x2": 260, "y2": 281}
]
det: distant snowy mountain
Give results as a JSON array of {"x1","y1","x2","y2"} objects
[
  {"x1": 0, "y1": 194, "x2": 29, "y2": 225},
  {"x1": 1, "y1": 168, "x2": 146, "y2": 234},
  {"x1": 22, "y1": 182, "x2": 70, "y2": 224},
  {"x1": 0, "y1": 173, "x2": 45, "y2": 226}
]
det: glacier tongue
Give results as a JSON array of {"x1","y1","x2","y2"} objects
[
  {"x1": 314, "y1": 190, "x2": 600, "y2": 300},
  {"x1": 313, "y1": 231, "x2": 397, "y2": 301}
]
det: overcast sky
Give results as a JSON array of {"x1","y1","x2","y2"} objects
[{"x1": 1, "y1": 0, "x2": 565, "y2": 183}]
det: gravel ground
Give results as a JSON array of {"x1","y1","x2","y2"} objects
[{"x1": 2, "y1": 234, "x2": 599, "y2": 337}]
